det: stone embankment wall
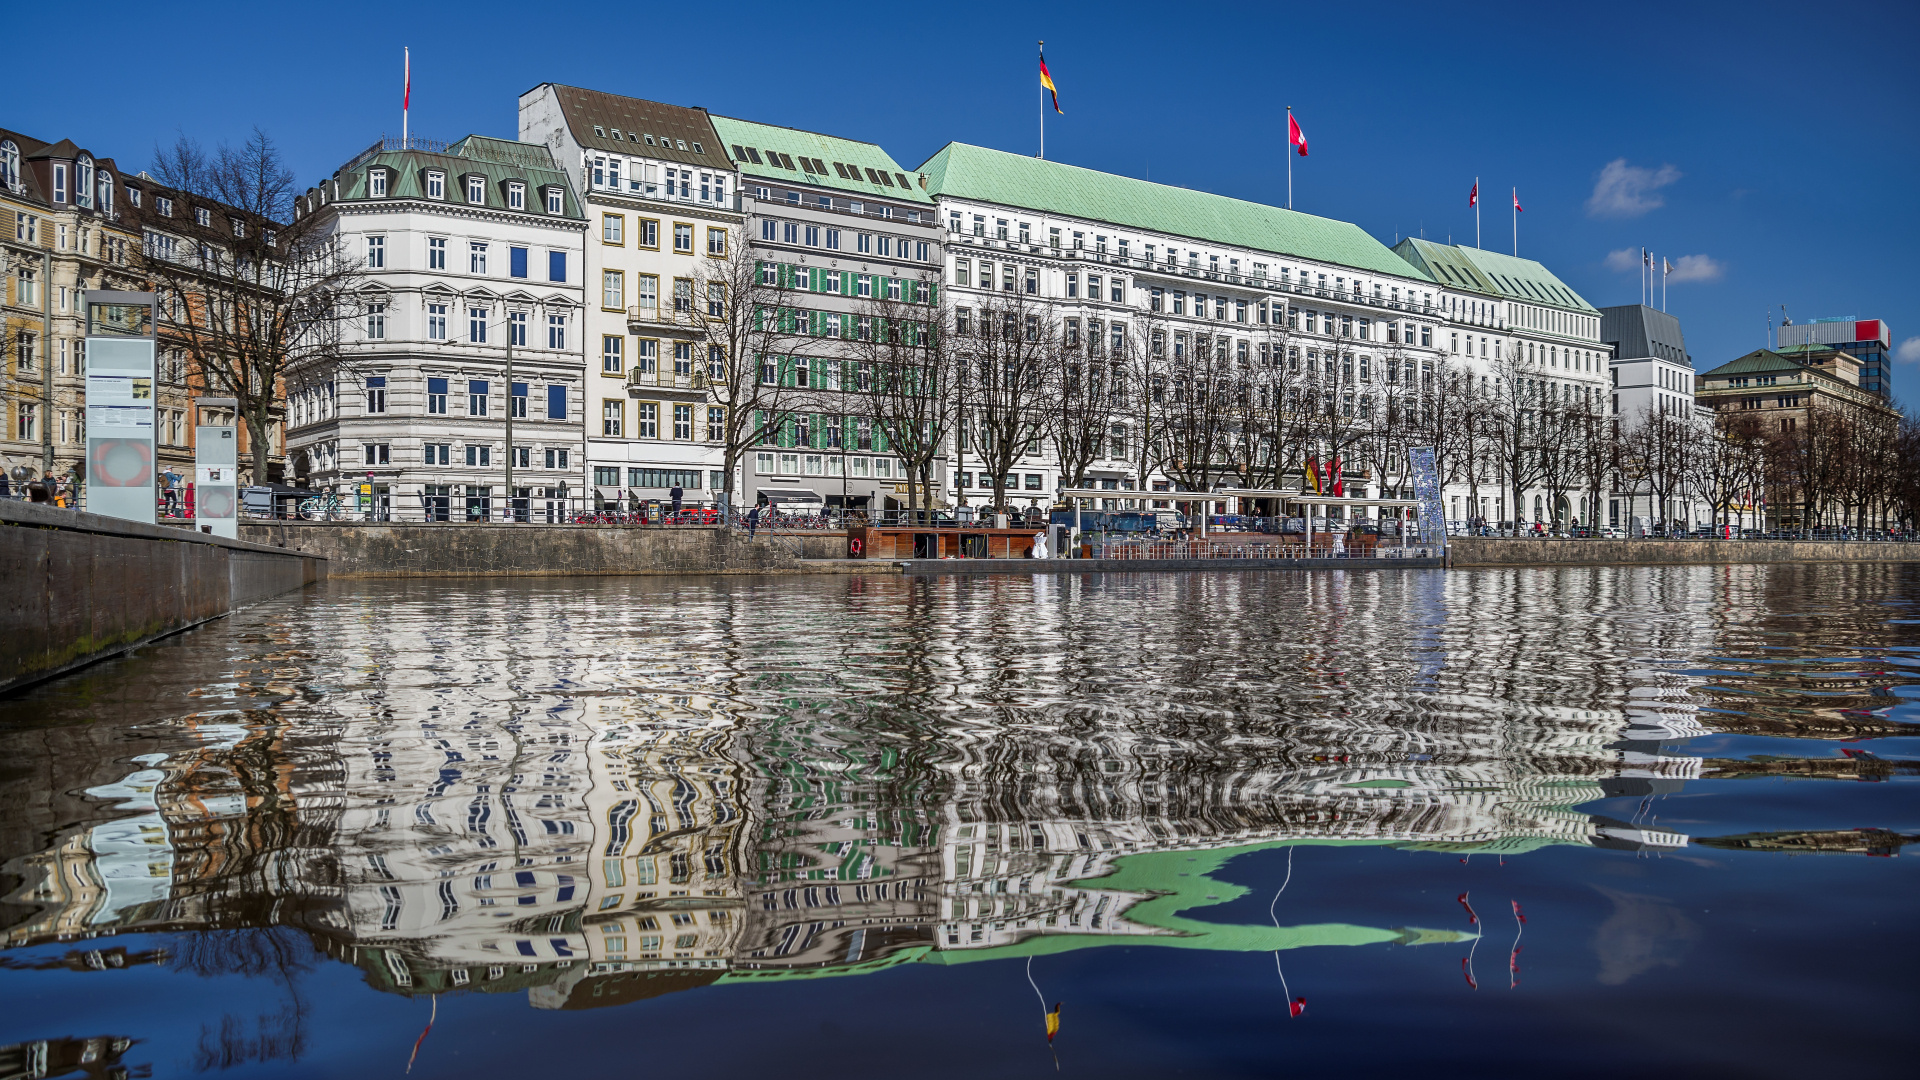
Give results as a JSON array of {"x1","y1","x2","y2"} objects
[
  {"x1": 2, "y1": 502, "x2": 326, "y2": 694},
  {"x1": 1449, "y1": 537, "x2": 1920, "y2": 566},
  {"x1": 239, "y1": 521, "x2": 813, "y2": 577}
]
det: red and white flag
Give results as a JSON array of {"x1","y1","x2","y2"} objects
[
  {"x1": 1288, "y1": 113, "x2": 1308, "y2": 157},
  {"x1": 1468, "y1": 181, "x2": 1478, "y2": 207},
  {"x1": 1513, "y1": 188, "x2": 1523, "y2": 212},
  {"x1": 403, "y1": 48, "x2": 411, "y2": 111}
]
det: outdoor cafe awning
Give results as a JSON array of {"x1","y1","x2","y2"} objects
[{"x1": 758, "y1": 488, "x2": 823, "y2": 504}]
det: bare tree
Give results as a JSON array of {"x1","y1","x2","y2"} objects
[
  {"x1": 139, "y1": 128, "x2": 358, "y2": 484},
  {"x1": 1047, "y1": 314, "x2": 1127, "y2": 491},
  {"x1": 852, "y1": 273, "x2": 951, "y2": 520},
  {"x1": 689, "y1": 242, "x2": 812, "y2": 513},
  {"x1": 957, "y1": 290, "x2": 1057, "y2": 516}
]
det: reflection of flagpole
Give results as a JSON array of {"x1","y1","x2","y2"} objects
[{"x1": 1270, "y1": 846, "x2": 1305, "y2": 1017}]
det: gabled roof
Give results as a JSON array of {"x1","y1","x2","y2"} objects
[
  {"x1": 916, "y1": 142, "x2": 1427, "y2": 281},
  {"x1": 1395, "y1": 238, "x2": 1596, "y2": 313},
  {"x1": 1699, "y1": 349, "x2": 1842, "y2": 379},
  {"x1": 709, "y1": 115, "x2": 931, "y2": 204},
  {"x1": 530, "y1": 83, "x2": 726, "y2": 171}
]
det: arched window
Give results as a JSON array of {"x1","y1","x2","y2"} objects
[
  {"x1": 76, "y1": 154, "x2": 94, "y2": 209},
  {"x1": 0, "y1": 140, "x2": 17, "y2": 190},
  {"x1": 98, "y1": 172, "x2": 114, "y2": 214}
]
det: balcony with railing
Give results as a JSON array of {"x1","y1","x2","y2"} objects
[
  {"x1": 626, "y1": 304, "x2": 707, "y2": 337},
  {"x1": 625, "y1": 363, "x2": 707, "y2": 396}
]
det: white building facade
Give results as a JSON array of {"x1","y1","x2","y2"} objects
[
  {"x1": 287, "y1": 135, "x2": 588, "y2": 520},
  {"x1": 519, "y1": 84, "x2": 743, "y2": 509}
]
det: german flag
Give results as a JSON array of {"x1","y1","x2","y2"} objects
[
  {"x1": 1040, "y1": 51, "x2": 1063, "y2": 114},
  {"x1": 1045, "y1": 1002, "x2": 1062, "y2": 1042}
]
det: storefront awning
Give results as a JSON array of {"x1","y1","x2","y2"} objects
[{"x1": 758, "y1": 488, "x2": 824, "y2": 504}]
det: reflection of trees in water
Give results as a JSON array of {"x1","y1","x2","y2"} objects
[{"x1": 172, "y1": 928, "x2": 314, "y2": 1071}]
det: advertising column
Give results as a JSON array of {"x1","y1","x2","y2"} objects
[
  {"x1": 195, "y1": 420, "x2": 239, "y2": 539},
  {"x1": 82, "y1": 292, "x2": 158, "y2": 523}
]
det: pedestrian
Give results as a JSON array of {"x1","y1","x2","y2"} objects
[
  {"x1": 0, "y1": 473, "x2": 11, "y2": 501},
  {"x1": 27, "y1": 478, "x2": 50, "y2": 503},
  {"x1": 746, "y1": 502, "x2": 761, "y2": 538},
  {"x1": 669, "y1": 483, "x2": 684, "y2": 519},
  {"x1": 162, "y1": 468, "x2": 182, "y2": 516}
]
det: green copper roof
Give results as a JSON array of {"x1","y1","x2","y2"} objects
[
  {"x1": 917, "y1": 142, "x2": 1427, "y2": 281},
  {"x1": 1700, "y1": 349, "x2": 1811, "y2": 377},
  {"x1": 322, "y1": 135, "x2": 583, "y2": 220},
  {"x1": 1395, "y1": 238, "x2": 1596, "y2": 313},
  {"x1": 711, "y1": 115, "x2": 933, "y2": 205}
]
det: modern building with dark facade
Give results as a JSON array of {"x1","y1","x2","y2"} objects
[
  {"x1": 1779, "y1": 316, "x2": 1893, "y2": 398},
  {"x1": 1600, "y1": 304, "x2": 1694, "y2": 421}
]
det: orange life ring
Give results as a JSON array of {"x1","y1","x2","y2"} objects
[{"x1": 849, "y1": 537, "x2": 863, "y2": 556}]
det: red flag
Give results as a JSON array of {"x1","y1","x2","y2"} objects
[
  {"x1": 403, "y1": 48, "x2": 411, "y2": 111},
  {"x1": 1468, "y1": 181, "x2": 1478, "y2": 207},
  {"x1": 1512, "y1": 188, "x2": 1522, "y2": 212},
  {"x1": 1288, "y1": 998, "x2": 1306, "y2": 1017},
  {"x1": 1288, "y1": 113, "x2": 1308, "y2": 157}
]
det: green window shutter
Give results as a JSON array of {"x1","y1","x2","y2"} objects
[
  {"x1": 925, "y1": 282, "x2": 937, "y2": 306},
  {"x1": 809, "y1": 267, "x2": 819, "y2": 291},
  {"x1": 780, "y1": 414, "x2": 794, "y2": 448}
]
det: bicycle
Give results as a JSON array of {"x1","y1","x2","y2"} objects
[{"x1": 297, "y1": 491, "x2": 344, "y2": 521}]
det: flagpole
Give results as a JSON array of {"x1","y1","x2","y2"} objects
[
  {"x1": 1474, "y1": 176, "x2": 1480, "y2": 249},
  {"x1": 1511, "y1": 188, "x2": 1517, "y2": 255},
  {"x1": 403, "y1": 47, "x2": 409, "y2": 144},
  {"x1": 1286, "y1": 106, "x2": 1293, "y2": 210},
  {"x1": 1038, "y1": 41, "x2": 1044, "y2": 160}
]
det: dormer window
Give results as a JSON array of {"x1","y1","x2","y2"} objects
[
  {"x1": 545, "y1": 187, "x2": 563, "y2": 215},
  {"x1": 51, "y1": 162, "x2": 67, "y2": 202},
  {"x1": 425, "y1": 170, "x2": 445, "y2": 199},
  {"x1": 691, "y1": 142, "x2": 703, "y2": 154},
  {"x1": 126, "y1": 185, "x2": 142, "y2": 208},
  {"x1": 610, "y1": 128, "x2": 622, "y2": 140},
  {"x1": 98, "y1": 173, "x2": 114, "y2": 214},
  {"x1": 369, "y1": 170, "x2": 388, "y2": 197},
  {"x1": 195, "y1": 207, "x2": 211, "y2": 227},
  {"x1": 232, "y1": 218, "x2": 246, "y2": 238},
  {"x1": 466, "y1": 175, "x2": 485, "y2": 204},
  {"x1": 506, "y1": 181, "x2": 525, "y2": 210},
  {"x1": 157, "y1": 196, "x2": 173, "y2": 217},
  {"x1": 644, "y1": 134, "x2": 656, "y2": 145},
  {"x1": 593, "y1": 125, "x2": 606, "y2": 138},
  {"x1": 76, "y1": 155, "x2": 94, "y2": 209},
  {"x1": 675, "y1": 139, "x2": 688, "y2": 151}
]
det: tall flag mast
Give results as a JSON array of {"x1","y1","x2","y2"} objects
[
  {"x1": 1512, "y1": 188, "x2": 1522, "y2": 255},
  {"x1": 1038, "y1": 43, "x2": 1062, "y2": 159},
  {"x1": 1469, "y1": 179, "x2": 1479, "y2": 249},
  {"x1": 1286, "y1": 107, "x2": 1308, "y2": 210},
  {"x1": 402, "y1": 47, "x2": 411, "y2": 144}
]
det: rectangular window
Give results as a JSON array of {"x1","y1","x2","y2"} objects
[
  {"x1": 427, "y1": 377, "x2": 448, "y2": 414},
  {"x1": 548, "y1": 251, "x2": 566, "y2": 282},
  {"x1": 366, "y1": 235, "x2": 385, "y2": 268},
  {"x1": 546, "y1": 384, "x2": 566, "y2": 422},
  {"x1": 708, "y1": 227, "x2": 726, "y2": 255},
  {"x1": 636, "y1": 274, "x2": 658, "y2": 312},
  {"x1": 509, "y1": 311, "x2": 527, "y2": 347},
  {"x1": 366, "y1": 303, "x2": 386, "y2": 339},
  {"x1": 465, "y1": 445, "x2": 491, "y2": 466},
  {"x1": 470, "y1": 242, "x2": 487, "y2": 274},
  {"x1": 603, "y1": 270, "x2": 624, "y2": 309},
  {"x1": 637, "y1": 402, "x2": 659, "y2": 439},
  {"x1": 507, "y1": 182, "x2": 525, "y2": 210},
  {"x1": 602, "y1": 401, "x2": 622, "y2": 436},
  {"x1": 546, "y1": 188, "x2": 564, "y2": 214},
  {"x1": 510, "y1": 247, "x2": 528, "y2": 278},
  {"x1": 673, "y1": 224, "x2": 693, "y2": 252},
  {"x1": 673, "y1": 404, "x2": 693, "y2": 440},
  {"x1": 638, "y1": 219, "x2": 659, "y2": 248},
  {"x1": 363, "y1": 443, "x2": 390, "y2": 465},
  {"x1": 707, "y1": 406, "x2": 725, "y2": 442},
  {"x1": 547, "y1": 315, "x2": 566, "y2": 350},
  {"x1": 674, "y1": 278, "x2": 692, "y2": 313},
  {"x1": 468, "y1": 380, "x2": 489, "y2": 416},
  {"x1": 469, "y1": 308, "x2": 488, "y2": 343},
  {"x1": 636, "y1": 338, "x2": 658, "y2": 374},
  {"x1": 427, "y1": 303, "x2": 447, "y2": 339},
  {"x1": 428, "y1": 237, "x2": 446, "y2": 269},
  {"x1": 603, "y1": 214, "x2": 624, "y2": 244},
  {"x1": 602, "y1": 336, "x2": 623, "y2": 374}
]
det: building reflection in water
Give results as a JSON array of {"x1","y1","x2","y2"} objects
[{"x1": 2, "y1": 565, "x2": 1912, "y2": 1011}]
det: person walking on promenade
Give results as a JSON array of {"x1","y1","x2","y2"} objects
[
  {"x1": 747, "y1": 502, "x2": 761, "y2": 538},
  {"x1": 669, "y1": 483, "x2": 684, "y2": 520}
]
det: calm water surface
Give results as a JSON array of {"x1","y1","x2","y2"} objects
[{"x1": 2, "y1": 566, "x2": 1916, "y2": 1078}]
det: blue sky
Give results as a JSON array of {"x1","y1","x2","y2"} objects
[{"x1": 13, "y1": 0, "x2": 1916, "y2": 403}]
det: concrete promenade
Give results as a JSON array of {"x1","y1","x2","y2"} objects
[{"x1": 2, "y1": 502, "x2": 326, "y2": 694}]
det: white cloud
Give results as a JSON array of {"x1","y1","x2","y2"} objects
[
  {"x1": 1604, "y1": 248, "x2": 1640, "y2": 272},
  {"x1": 1664, "y1": 254, "x2": 1724, "y2": 283},
  {"x1": 1586, "y1": 158, "x2": 1683, "y2": 218},
  {"x1": 1897, "y1": 337, "x2": 1920, "y2": 364}
]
